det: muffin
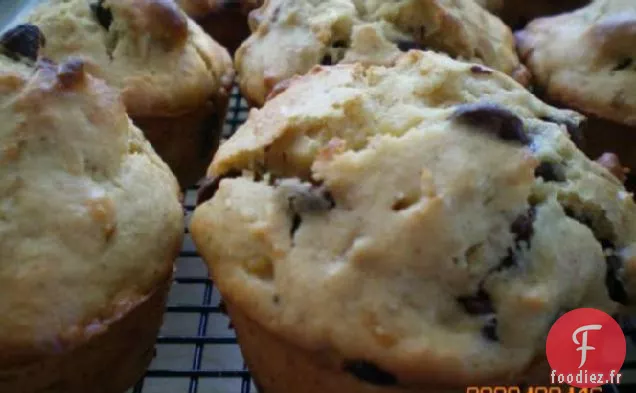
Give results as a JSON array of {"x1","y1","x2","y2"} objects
[
  {"x1": 0, "y1": 25, "x2": 183, "y2": 393},
  {"x1": 26, "y1": 0, "x2": 235, "y2": 188},
  {"x1": 177, "y1": 0, "x2": 262, "y2": 54},
  {"x1": 235, "y1": 0, "x2": 530, "y2": 107},
  {"x1": 475, "y1": 0, "x2": 590, "y2": 29},
  {"x1": 515, "y1": 0, "x2": 636, "y2": 172},
  {"x1": 191, "y1": 51, "x2": 636, "y2": 392}
]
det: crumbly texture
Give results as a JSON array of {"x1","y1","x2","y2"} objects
[
  {"x1": 475, "y1": 0, "x2": 590, "y2": 29},
  {"x1": 0, "y1": 54, "x2": 183, "y2": 366},
  {"x1": 516, "y1": 0, "x2": 636, "y2": 127},
  {"x1": 177, "y1": 0, "x2": 263, "y2": 54},
  {"x1": 236, "y1": 0, "x2": 529, "y2": 106},
  {"x1": 27, "y1": 0, "x2": 234, "y2": 117},
  {"x1": 192, "y1": 51, "x2": 636, "y2": 388}
]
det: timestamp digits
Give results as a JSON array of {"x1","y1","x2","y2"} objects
[{"x1": 466, "y1": 387, "x2": 604, "y2": 393}]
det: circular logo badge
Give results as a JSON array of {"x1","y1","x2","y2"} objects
[{"x1": 546, "y1": 308, "x2": 626, "y2": 388}]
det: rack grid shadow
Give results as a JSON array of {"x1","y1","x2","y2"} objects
[{"x1": 127, "y1": 85, "x2": 636, "y2": 393}]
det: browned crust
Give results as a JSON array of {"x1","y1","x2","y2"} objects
[
  {"x1": 227, "y1": 303, "x2": 551, "y2": 393},
  {"x1": 134, "y1": 90, "x2": 230, "y2": 189},
  {"x1": 0, "y1": 276, "x2": 172, "y2": 393}
]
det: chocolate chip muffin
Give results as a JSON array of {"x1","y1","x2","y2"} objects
[
  {"x1": 177, "y1": 0, "x2": 262, "y2": 54},
  {"x1": 235, "y1": 0, "x2": 530, "y2": 107},
  {"x1": 191, "y1": 50, "x2": 636, "y2": 392},
  {"x1": 516, "y1": 0, "x2": 636, "y2": 172},
  {"x1": 475, "y1": 0, "x2": 590, "y2": 29},
  {"x1": 26, "y1": 0, "x2": 235, "y2": 188},
  {"x1": 0, "y1": 25, "x2": 183, "y2": 393}
]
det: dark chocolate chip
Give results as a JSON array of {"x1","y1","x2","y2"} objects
[
  {"x1": 332, "y1": 40, "x2": 348, "y2": 48},
  {"x1": 196, "y1": 170, "x2": 242, "y2": 205},
  {"x1": 613, "y1": 58, "x2": 633, "y2": 72},
  {"x1": 272, "y1": 294, "x2": 280, "y2": 304},
  {"x1": 606, "y1": 255, "x2": 629, "y2": 305},
  {"x1": 0, "y1": 24, "x2": 45, "y2": 62},
  {"x1": 452, "y1": 103, "x2": 529, "y2": 145},
  {"x1": 321, "y1": 54, "x2": 333, "y2": 65},
  {"x1": 470, "y1": 65, "x2": 493, "y2": 74},
  {"x1": 286, "y1": 183, "x2": 336, "y2": 213},
  {"x1": 482, "y1": 317, "x2": 499, "y2": 341},
  {"x1": 511, "y1": 207, "x2": 536, "y2": 243},
  {"x1": 91, "y1": 0, "x2": 113, "y2": 30},
  {"x1": 343, "y1": 360, "x2": 398, "y2": 386},
  {"x1": 540, "y1": 116, "x2": 586, "y2": 148},
  {"x1": 457, "y1": 289, "x2": 494, "y2": 315},
  {"x1": 535, "y1": 162, "x2": 566, "y2": 182},
  {"x1": 499, "y1": 250, "x2": 516, "y2": 270},
  {"x1": 396, "y1": 40, "x2": 424, "y2": 52},
  {"x1": 290, "y1": 213, "x2": 301, "y2": 237}
]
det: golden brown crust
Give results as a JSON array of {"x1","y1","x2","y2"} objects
[
  {"x1": 27, "y1": 0, "x2": 234, "y2": 117},
  {"x1": 516, "y1": 0, "x2": 636, "y2": 127},
  {"x1": 192, "y1": 51, "x2": 636, "y2": 387},
  {"x1": 235, "y1": 0, "x2": 528, "y2": 107},
  {"x1": 0, "y1": 53, "x2": 183, "y2": 367}
]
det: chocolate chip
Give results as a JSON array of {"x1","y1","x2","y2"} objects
[
  {"x1": 396, "y1": 40, "x2": 424, "y2": 52},
  {"x1": 343, "y1": 360, "x2": 398, "y2": 386},
  {"x1": 470, "y1": 65, "x2": 493, "y2": 74},
  {"x1": 283, "y1": 181, "x2": 335, "y2": 214},
  {"x1": 290, "y1": 213, "x2": 301, "y2": 237},
  {"x1": 321, "y1": 54, "x2": 333, "y2": 65},
  {"x1": 482, "y1": 317, "x2": 499, "y2": 341},
  {"x1": 540, "y1": 116, "x2": 586, "y2": 148},
  {"x1": 606, "y1": 255, "x2": 629, "y2": 305},
  {"x1": 457, "y1": 289, "x2": 494, "y2": 315},
  {"x1": 91, "y1": 0, "x2": 113, "y2": 30},
  {"x1": 332, "y1": 40, "x2": 348, "y2": 48},
  {"x1": 512, "y1": 207, "x2": 536, "y2": 243},
  {"x1": 613, "y1": 58, "x2": 633, "y2": 72},
  {"x1": 535, "y1": 162, "x2": 566, "y2": 182},
  {"x1": 0, "y1": 24, "x2": 45, "y2": 62},
  {"x1": 452, "y1": 103, "x2": 529, "y2": 145},
  {"x1": 196, "y1": 170, "x2": 242, "y2": 205}
]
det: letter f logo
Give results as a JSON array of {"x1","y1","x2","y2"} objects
[{"x1": 573, "y1": 324, "x2": 603, "y2": 368}]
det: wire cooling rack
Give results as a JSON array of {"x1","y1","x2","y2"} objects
[{"x1": 127, "y1": 86, "x2": 636, "y2": 393}]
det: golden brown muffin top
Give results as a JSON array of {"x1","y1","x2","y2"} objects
[
  {"x1": 192, "y1": 51, "x2": 636, "y2": 387},
  {"x1": 516, "y1": 0, "x2": 636, "y2": 126},
  {"x1": 0, "y1": 31, "x2": 183, "y2": 365},
  {"x1": 235, "y1": 0, "x2": 530, "y2": 107},
  {"x1": 26, "y1": 0, "x2": 234, "y2": 117}
]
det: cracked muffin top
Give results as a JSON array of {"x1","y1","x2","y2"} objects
[
  {"x1": 0, "y1": 29, "x2": 183, "y2": 365},
  {"x1": 26, "y1": 0, "x2": 234, "y2": 117},
  {"x1": 236, "y1": 0, "x2": 530, "y2": 107},
  {"x1": 191, "y1": 51, "x2": 636, "y2": 387},
  {"x1": 516, "y1": 0, "x2": 636, "y2": 126}
]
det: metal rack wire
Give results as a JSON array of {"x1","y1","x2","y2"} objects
[{"x1": 128, "y1": 86, "x2": 636, "y2": 393}]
